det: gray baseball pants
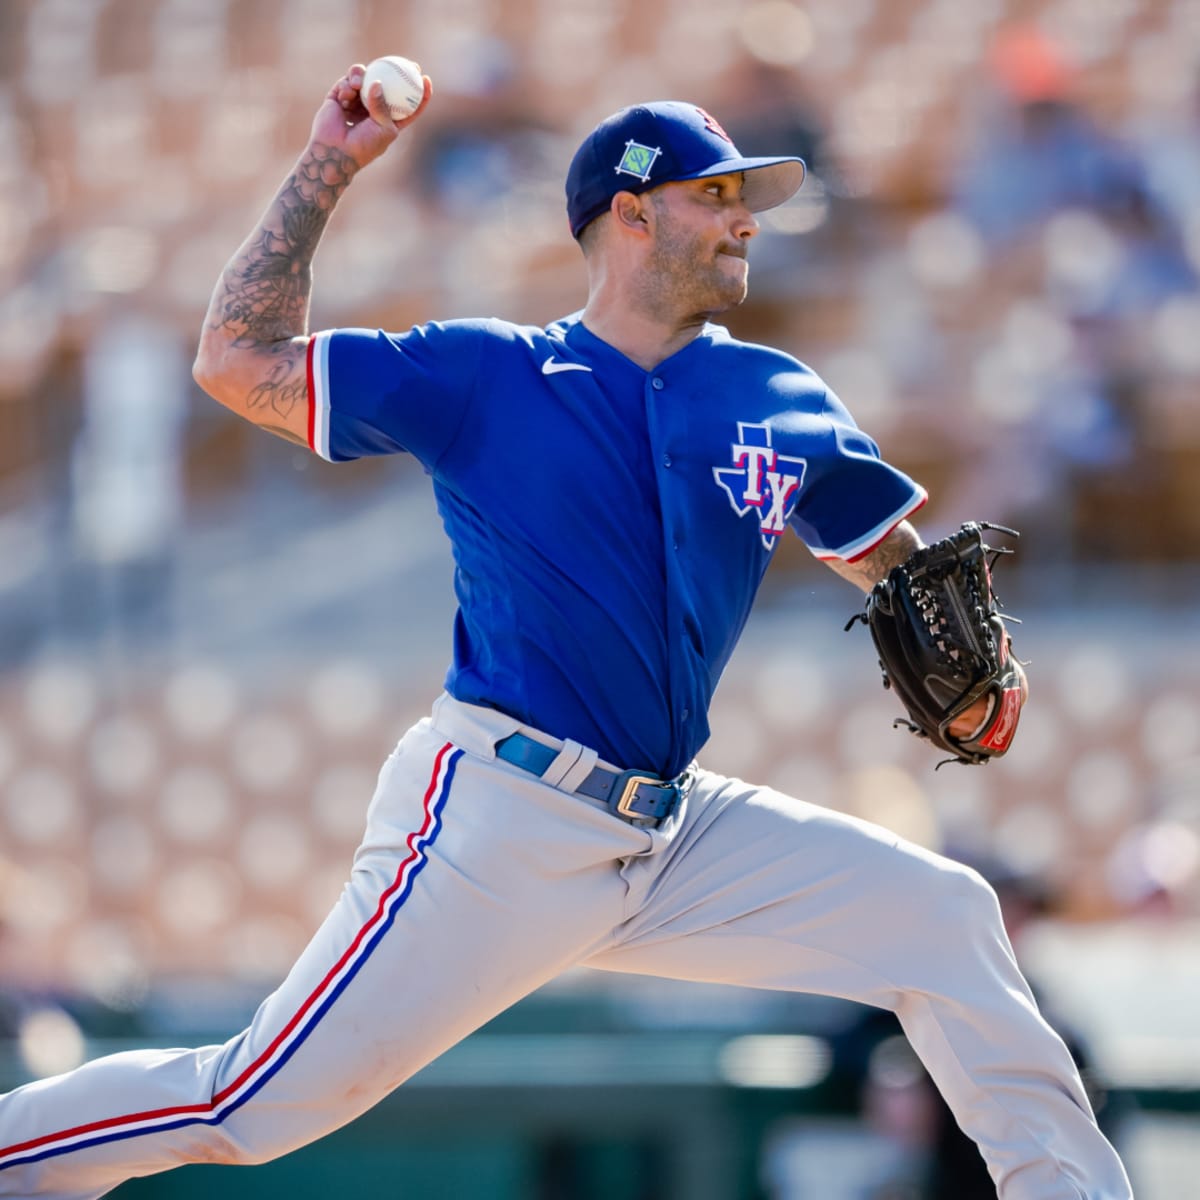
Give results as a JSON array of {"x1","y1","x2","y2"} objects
[{"x1": 0, "y1": 693, "x2": 1133, "y2": 1198}]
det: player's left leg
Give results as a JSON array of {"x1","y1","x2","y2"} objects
[
  {"x1": 584, "y1": 771, "x2": 1133, "y2": 1200},
  {"x1": 0, "y1": 710, "x2": 647, "y2": 1199}
]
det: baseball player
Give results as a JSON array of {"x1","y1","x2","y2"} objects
[{"x1": 0, "y1": 65, "x2": 1132, "y2": 1199}]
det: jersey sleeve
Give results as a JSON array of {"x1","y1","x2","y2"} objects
[
  {"x1": 307, "y1": 321, "x2": 485, "y2": 466},
  {"x1": 788, "y1": 387, "x2": 927, "y2": 562}
]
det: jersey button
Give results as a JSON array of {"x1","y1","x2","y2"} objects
[
  {"x1": 662, "y1": 453, "x2": 672, "y2": 468},
  {"x1": 682, "y1": 708, "x2": 690, "y2": 721},
  {"x1": 651, "y1": 377, "x2": 664, "y2": 390}
]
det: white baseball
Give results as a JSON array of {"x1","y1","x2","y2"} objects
[{"x1": 361, "y1": 55, "x2": 425, "y2": 121}]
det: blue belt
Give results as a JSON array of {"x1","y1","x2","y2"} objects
[{"x1": 494, "y1": 732, "x2": 687, "y2": 822}]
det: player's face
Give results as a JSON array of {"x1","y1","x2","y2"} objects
[{"x1": 644, "y1": 174, "x2": 759, "y2": 315}]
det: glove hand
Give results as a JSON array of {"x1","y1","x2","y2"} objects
[
  {"x1": 948, "y1": 660, "x2": 1027, "y2": 739},
  {"x1": 849, "y1": 522, "x2": 1025, "y2": 765}
]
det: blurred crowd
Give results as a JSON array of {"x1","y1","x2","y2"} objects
[
  {"x1": 0, "y1": 0, "x2": 1197, "y2": 978},
  {"x1": 1, "y1": 0, "x2": 1200, "y2": 572},
  {"x1": 2, "y1": 3, "x2": 1200, "y2": 1195}
]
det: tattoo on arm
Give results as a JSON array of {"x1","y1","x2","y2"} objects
[
  {"x1": 205, "y1": 142, "x2": 358, "y2": 412},
  {"x1": 828, "y1": 521, "x2": 923, "y2": 593},
  {"x1": 245, "y1": 343, "x2": 309, "y2": 425}
]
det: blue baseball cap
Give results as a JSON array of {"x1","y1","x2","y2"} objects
[{"x1": 566, "y1": 101, "x2": 806, "y2": 238}]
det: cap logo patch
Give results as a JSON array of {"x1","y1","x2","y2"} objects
[
  {"x1": 696, "y1": 107, "x2": 733, "y2": 143},
  {"x1": 615, "y1": 140, "x2": 662, "y2": 182}
]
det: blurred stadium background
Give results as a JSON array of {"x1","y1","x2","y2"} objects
[{"x1": 2, "y1": 0, "x2": 1200, "y2": 1196}]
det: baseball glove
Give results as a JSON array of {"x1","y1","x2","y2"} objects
[{"x1": 846, "y1": 522, "x2": 1024, "y2": 766}]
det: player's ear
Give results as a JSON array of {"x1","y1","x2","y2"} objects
[{"x1": 612, "y1": 191, "x2": 650, "y2": 234}]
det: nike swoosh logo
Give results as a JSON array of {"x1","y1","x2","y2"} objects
[{"x1": 541, "y1": 357, "x2": 593, "y2": 375}]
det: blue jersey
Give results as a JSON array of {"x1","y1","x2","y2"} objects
[{"x1": 306, "y1": 314, "x2": 925, "y2": 778}]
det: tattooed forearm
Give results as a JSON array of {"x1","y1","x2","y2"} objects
[
  {"x1": 827, "y1": 521, "x2": 923, "y2": 593},
  {"x1": 208, "y1": 142, "x2": 359, "y2": 348},
  {"x1": 245, "y1": 343, "x2": 309, "y2": 420},
  {"x1": 192, "y1": 139, "x2": 363, "y2": 444}
]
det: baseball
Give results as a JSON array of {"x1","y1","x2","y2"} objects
[{"x1": 361, "y1": 55, "x2": 424, "y2": 120}]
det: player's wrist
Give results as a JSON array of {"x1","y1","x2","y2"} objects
[{"x1": 292, "y1": 141, "x2": 362, "y2": 208}]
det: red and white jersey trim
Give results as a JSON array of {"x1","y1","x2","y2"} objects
[
  {"x1": 813, "y1": 488, "x2": 928, "y2": 564},
  {"x1": 307, "y1": 331, "x2": 334, "y2": 461}
]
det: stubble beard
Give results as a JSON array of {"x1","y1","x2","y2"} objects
[{"x1": 641, "y1": 219, "x2": 748, "y2": 323}]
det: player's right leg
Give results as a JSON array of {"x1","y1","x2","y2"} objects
[
  {"x1": 586, "y1": 772, "x2": 1133, "y2": 1200},
  {"x1": 0, "y1": 702, "x2": 646, "y2": 1199}
]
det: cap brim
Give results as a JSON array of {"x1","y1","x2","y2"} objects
[{"x1": 686, "y1": 156, "x2": 807, "y2": 212}]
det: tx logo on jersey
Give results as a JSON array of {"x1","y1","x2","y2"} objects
[{"x1": 713, "y1": 422, "x2": 806, "y2": 550}]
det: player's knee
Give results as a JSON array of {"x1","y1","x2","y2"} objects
[
  {"x1": 943, "y1": 864, "x2": 1008, "y2": 955},
  {"x1": 189, "y1": 1128, "x2": 265, "y2": 1168},
  {"x1": 196, "y1": 1119, "x2": 299, "y2": 1168},
  {"x1": 954, "y1": 862, "x2": 1002, "y2": 918},
  {"x1": 912, "y1": 855, "x2": 1004, "y2": 943}
]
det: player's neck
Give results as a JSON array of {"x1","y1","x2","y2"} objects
[{"x1": 580, "y1": 293, "x2": 708, "y2": 371}]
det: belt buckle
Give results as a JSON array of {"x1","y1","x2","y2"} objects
[{"x1": 614, "y1": 772, "x2": 665, "y2": 820}]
